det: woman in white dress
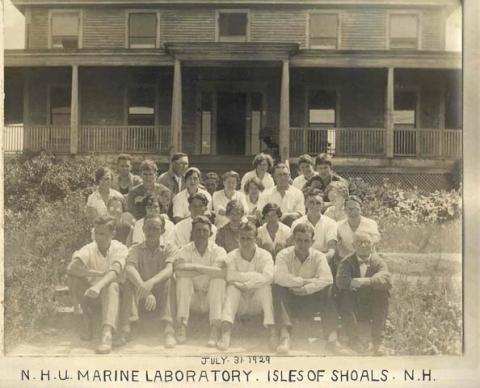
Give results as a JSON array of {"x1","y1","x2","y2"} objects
[
  {"x1": 242, "y1": 176, "x2": 265, "y2": 224},
  {"x1": 257, "y1": 202, "x2": 291, "y2": 260},
  {"x1": 324, "y1": 180, "x2": 349, "y2": 222},
  {"x1": 212, "y1": 171, "x2": 248, "y2": 228},
  {"x1": 240, "y1": 153, "x2": 275, "y2": 191}
]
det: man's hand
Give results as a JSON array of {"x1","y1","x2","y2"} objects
[
  {"x1": 144, "y1": 294, "x2": 157, "y2": 312},
  {"x1": 233, "y1": 281, "x2": 247, "y2": 291},
  {"x1": 350, "y1": 278, "x2": 370, "y2": 290},
  {"x1": 84, "y1": 285, "x2": 101, "y2": 299},
  {"x1": 138, "y1": 279, "x2": 155, "y2": 300},
  {"x1": 290, "y1": 286, "x2": 307, "y2": 296},
  {"x1": 173, "y1": 258, "x2": 187, "y2": 270}
]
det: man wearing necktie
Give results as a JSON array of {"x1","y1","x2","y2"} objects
[{"x1": 336, "y1": 231, "x2": 392, "y2": 356}]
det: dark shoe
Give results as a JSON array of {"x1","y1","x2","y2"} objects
[
  {"x1": 164, "y1": 332, "x2": 177, "y2": 349},
  {"x1": 207, "y1": 325, "x2": 220, "y2": 348},
  {"x1": 326, "y1": 340, "x2": 356, "y2": 356},
  {"x1": 268, "y1": 327, "x2": 278, "y2": 351},
  {"x1": 96, "y1": 331, "x2": 112, "y2": 354},
  {"x1": 217, "y1": 326, "x2": 231, "y2": 351},
  {"x1": 276, "y1": 334, "x2": 291, "y2": 355},
  {"x1": 79, "y1": 315, "x2": 93, "y2": 341},
  {"x1": 176, "y1": 324, "x2": 187, "y2": 344}
]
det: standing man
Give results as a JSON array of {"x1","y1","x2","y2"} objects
[
  {"x1": 111, "y1": 154, "x2": 143, "y2": 195},
  {"x1": 157, "y1": 152, "x2": 189, "y2": 196},
  {"x1": 120, "y1": 215, "x2": 177, "y2": 348},
  {"x1": 257, "y1": 163, "x2": 305, "y2": 226},
  {"x1": 273, "y1": 223, "x2": 351, "y2": 355},
  {"x1": 127, "y1": 160, "x2": 171, "y2": 220},
  {"x1": 217, "y1": 222, "x2": 276, "y2": 351},
  {"x1": 336, "y1": 231, "x2": 392, "y2": 355},
  {"x1": 173, "y1": 216, "x2": 228, "y2": 347},
  {"x1": 67, "y1": 215, "x2": 128, "y2": 354},
  {"x1": 292, "y1": 154, "x2": 317, "y2": 190}
]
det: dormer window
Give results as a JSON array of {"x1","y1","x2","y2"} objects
[
  {"x1": 217, "y1": 11, "x2": 249, "y2": 42},
  {"x1": 128, "y1": 12, "x2": 159, "y2": 48},
  {"x1": 309, "y1": 13, "x2": 339, "y2": 49},
  {"x1": 51, "y1": 12, "x2": 80, "y2": 49},
  {"x1": 389, "y1": 14, "x2": 419, "y2": 49}
]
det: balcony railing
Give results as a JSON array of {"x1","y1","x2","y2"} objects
[
  {"x1": 23, "y1": 126, "x2": 71, "y2": 153},
  {"x1": 291, "y1": 127, "x2": 462, "y2": 159}
]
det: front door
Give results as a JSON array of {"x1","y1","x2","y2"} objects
[{"x1": 217, "y1": 92, "x2": 246, "y2": 155}]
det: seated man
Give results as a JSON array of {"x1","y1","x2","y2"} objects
[
  {"x1": 336, "y1": 231, "x2": 392, "y2": 356},
  {"x1": 67, "y1": 215, "x2": 128, "y2": 354},
  {"x1": 173, "y1": 192, "x2": 217, "y2": 248},
  {"x1": 217, "y1": 222, "x2": 276, "y2": 351},
  {"x1": 119, "y1": 215, "x2": 177, "y2": 348},
  {"x1": 173, "y1": 216, "x2": 228, "y2": 347},
  {"x1": 273, "y1": 223, "x2": 351, "y2": 355}
]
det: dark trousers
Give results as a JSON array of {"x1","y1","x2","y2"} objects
[
  {"x1": 338, "y1": 288, "x2": 389, "y2": 345},
  {"x1": 272, "y1": 284, "x2": 338, "y2": 340}
]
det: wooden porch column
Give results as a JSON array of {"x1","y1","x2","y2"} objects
[
  {"x1": 279, "y1": 59, "x2": 290, "y2": 162},
  {"x1": 70, "y1": 65, "x2": 79, "y2": 154},
  {"x1": 438, "y1": 80, "x2": 446, "y2": 157},
  {"x1": 170, "y1": 59, "x2": 182, "y2": 155},
  {"x1": 23, "y1": 69, "x2": 30, "y2": 150},
  {"x1": 385, "y1": 67, "x2": 394, "y2": 158}
]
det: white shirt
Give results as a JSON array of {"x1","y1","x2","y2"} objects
[
  {"x1": 226, "y1": 246, "x2": 274, "y2": 288},
  {"x1": 324, "y1": 205, "x2": 347, "y2": 222},
  {"x1": 337, "y1": 216, "x2": 380, "y2": 259},
  {"x1": 245, "y1": 195, "x2": 260, "y2": 215},
  {"x1": 257, "y1": 185, "x2": 306, "y2": 215},
  {"x1": 131, "y1": 215, "x2": 175, "y2": 246},
  {"x1": 291, "y1": 214, "x2": 337, "y2": 253},
  {"x1": 172, "y1": 217, "x2": 217, "y2": 248},
  {"x1": 212, "y1": 190, "x2": 249, "y2": 228},
  {"x1": 240, "y1": 170, "x2": 275, "y2": 191},
  {"x1": 292, "y1": 173, "x2": 317, "y2": 190},
  {"x1": 86, "y1": 188, "x2": 123, "y2": 218},
  {"x1": 257, "y1": 223, "x2": 291, "y2": 248},
  {"x1": 172, "y1": 188, "x2": 212, "y2": 220}
]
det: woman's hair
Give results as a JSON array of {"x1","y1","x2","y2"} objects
[
  {"x1": 188, "y1": 192, "x2": 209, "y2": 206},
  {"x1": 325, "y1": 180, "x2": 349, "y2": 199},
  {"x1": 226, "y1": 199, "x2": 245, "y2": 216},
  {"x1": 243, "y1": 176, "x2": 265, "y2": 194},
  {"x1": 222, "y1": 171, "x2": 240, "y2": 186},
  {"x1": 252, "y1": 153, "x2": 274, "y2": 170},
  {"x1": 95, "y1": 166, "x2": 113, "y2": 184},
  {"x1": 262, "y1": 202, "x2": 282, "y2": 219}
]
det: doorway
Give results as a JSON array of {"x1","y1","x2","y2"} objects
[{"x1": 216, "y1": 92, "x2": 246, "y2": 155}]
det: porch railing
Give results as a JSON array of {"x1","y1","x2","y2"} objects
[
  {"x1": 291, "y1": 127, "x2": 462, "y2": 159},
  {"x1": 4, "y1": 124, "x2": 24, "y2": 153},
  {"x1": 79, "y1": 125, "x2": 171, "y2": 154},
  {"x1": 19, "y1": 126, "x2": 71, "y2": 153}
]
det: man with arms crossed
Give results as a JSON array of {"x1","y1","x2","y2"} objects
[{"x1": 273, "y1": 223, "x2": 351, "y2": 355}]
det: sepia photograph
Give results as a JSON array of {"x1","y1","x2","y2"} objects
[{"x1": 2, "y1": 0, "x2": 466, "y2": 367}]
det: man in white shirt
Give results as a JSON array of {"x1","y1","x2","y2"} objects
[
  {"x1": 292, "y1": 154, "x2": 317, "y2": 190},
  {"x1": 217, "y1": 222, "x2": 276, "y2": 351},
  {"x1": 173, "y1": 192, "x2": 217, "y2": 248},
  {"x1": 67, "y1": 215, "x2": 128, "y2": 354},
  {"x1": 173, "y1": 216, "x2": 227, "y2": 347},
  {"x1": 257, "y1": 163, "x2": 305, "y2": 226},
  {"x1": 273, "y1": 223, "x2": 352, "y2": 355},
  {"x1": 291, "y1": 190, "x2": 337, "y2": 262}
]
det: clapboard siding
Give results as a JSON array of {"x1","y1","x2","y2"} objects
[
  {"x1": 421, "y1": 9, "x2": 444, "y2": 50},
  {"x1": 250, "y1": 9, "x2": 307, "y2": 47},
  {"x1": 28, "y1": 8, "x2": 48, "y2": 49},
  {"x1": 83, "y1": 8, "x2": 125, "y2": 48},
  {"x1": 161, "y1": 9, "x2": 216, "y2": 43},
  {"x1": 341, "y1": 9, "x2": 386, "y2": 49}
]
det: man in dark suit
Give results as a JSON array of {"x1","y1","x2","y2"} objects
[{"x1": 336, "y1": 231, "x2": 392, "y2": 356}]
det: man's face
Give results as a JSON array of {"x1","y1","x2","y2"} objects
[
  {"x1": 189, "y1": 198, "x2": 207, "y2": 217},
  {"x1": 186, "y1": 172, "x2": 200, "y2": 191},
  {"x1": 228, "y1": 208, "x2": 244, "y2": 224},
  {"x1": 141, "y1": 170, "x2": 156, "y2": 186},
  {"x1": 191, "y1": 222, "x2": 211, "y2": 245},
  {"x1": 306, "y1": 195, "x2": 323, "y2": 215},
  {"x1": 117, "y1": 159, "x2": 132, "y2": 176},
  {"x1": 98, "y1": 172, "x2": 112, "y2": 191},
  {"x1": 299, "y1": 162, "x2": 313, "y2": 177},
  {"x1": 264, "y1": 210, "x2": 280, "y2": 224},
  {"x1": 345, "y1": 200, "x2": 361, "y2": 219},
  {"x1": 107, "y1": 199, "x2": 123, "y2": 219},
  {"x1": 294, "y1": 231, "x2": 313, "y2": 255},
  {"x1": 94, "y1": 224, "x2": 114, "y2": 251},
  {"x1": 143, "y1": 218, "x2": 164, "y2": 243},
  {"x1": 274, "y1": 167, "x2": 290, "y2": 186},
  {"x1": 353, "y1": 234, "x2": 374, "y2": 257},
  {"x1": 204, "y1": 178, "x2": 218, "y2": 194},
  {"x1": 146, "y1": 200, "x2": 161, "y2": 217},
  {"x1": 239, "y1": 229, "x2": 256, "y2": 251},
  {"x1": 316, "y1": 164, "x2": 332, "y2": 178},
  {"x1": 172, "y1": 156, "x2": 189, "y2": 176}
]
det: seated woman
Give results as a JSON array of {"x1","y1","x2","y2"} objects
[
  {"x1": 243, "y1": 177, "x2": 265, "y2": 225},
  {"x1": 240, "y1": 153, "x2": 275, "y2": 191},
  {"x1": 324, "y1": 181, "x2": 349, "y2": 222},
  {"x1": 212, "y1": 171, "x2": 248, "y2": 229},
  {"x1": 86, "y1": 167, "x2": 124, "y2": 224},
  {"x1": 215, "y1": 200, "x2": 247, "y2": 253},
  {"x1": 257, "y1": 203, "x2": 291, "y2": 260}
]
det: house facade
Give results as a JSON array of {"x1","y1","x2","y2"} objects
[{"x1": 4, "y1": 0, "x2": 462, "y2": 187}]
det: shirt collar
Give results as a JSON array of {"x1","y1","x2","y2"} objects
[
  {"x1": 357, "y1": 254, "x2": 372, "y2": 265},
  {"x1": 294, "y1": 248, "x2": 312, "y2": 264},
  {"x1": 140, "y1": 239, "x2": 165, "y2": 252}
]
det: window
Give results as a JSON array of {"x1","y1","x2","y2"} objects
[
  {"x1": 309, "y1": 13, "x2": 339, "y2": 49},
  {"x1": 128, "y1": 13, "x2": 158, "y2": 48},
  {"x1": 51, "y1": 12, "x2": 80, "y2": 49},
  {"x1": 128, "y1": 86, "x2": 155, "y2": 125},
  {"x1": 218, "y1": 12, "x2": 248, "y2": 42},
  {"x1": 394, "y1": 91, "x2": 417, "y2": 127},
  {"x1": 50, "y1": 86, "x2": 71, "y2": 125},
  {"x1": 308, "y1": 90, "x2": 337, "y2": 126},
  {"x1": 389, "y1": 14, "x2": 419, "y2": 49}
]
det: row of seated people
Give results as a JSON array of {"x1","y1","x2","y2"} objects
[{"x1": 68, "y1": 215, "x2": 391, "y2": 356}]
